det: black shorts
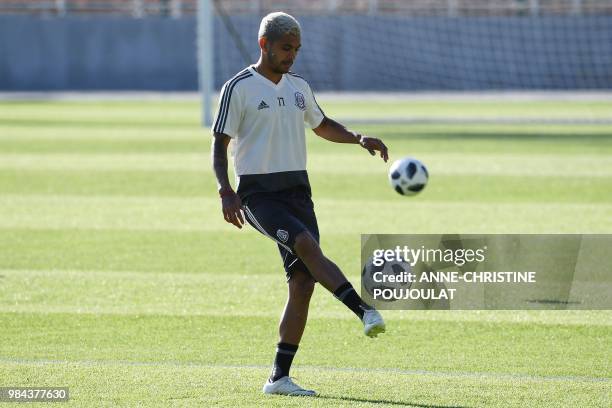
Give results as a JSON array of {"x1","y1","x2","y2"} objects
[{"x1": 242, "y1": 187, "x2": 319, "y2": 281}]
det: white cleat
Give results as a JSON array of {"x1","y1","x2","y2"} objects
[
  {"x1": 262, "y1": 376, "x2": 317, "y2": 397},
  {"x1": 363, "y1": 308, "x2": 386, "y2": 338}
]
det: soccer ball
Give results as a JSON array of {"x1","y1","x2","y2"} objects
[
  {"x1": 388, "y1": 157, "x2": 428, "y2": 196},
  {"x1": 361, "y1": 256, "x2": 412, "y2": 302}
]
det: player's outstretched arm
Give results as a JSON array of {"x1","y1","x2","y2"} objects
[
  {"x1": 313, "y1": 117, "x2": 388, "y2": 162},
  {"x1": 212, "y1": 132, "x2": 244, "y2": 229}
]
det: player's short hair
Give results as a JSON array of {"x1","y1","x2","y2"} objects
[{"x1": 258, "y1": 12, "x2": 301, "y2": 43}]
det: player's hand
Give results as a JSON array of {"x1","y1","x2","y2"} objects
[
  {"x1": 220, "y1": 190, "x2": 244, "y2": 229},
  {"x1": 358, "y1": 135, "x2": 389, "y2": 162}
]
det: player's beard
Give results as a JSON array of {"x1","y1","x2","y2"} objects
[{"x1": 268, "y1": 52, "x2": 291, "y2": 74}]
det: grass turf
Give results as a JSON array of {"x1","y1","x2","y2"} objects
[{"x1": 0, "y1": 100, "x2": 610, "y2": 407}]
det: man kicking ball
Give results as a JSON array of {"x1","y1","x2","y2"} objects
[{"x1": 211, "y1": 11, "x2": 389, "y2": 397}]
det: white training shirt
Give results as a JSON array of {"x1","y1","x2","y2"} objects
[{"x1": 212, "y1": 65, "x2": 325, "y2": 199}]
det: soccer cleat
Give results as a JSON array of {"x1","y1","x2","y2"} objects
[
  {"x1": 262, "y1": 376, "x2": 317, "y2": 397},
  {"x1": 363, "y1": 308, "x2": 386, "y2": 337}
]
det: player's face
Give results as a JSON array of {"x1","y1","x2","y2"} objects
[{"x1": 265, "y1": 34, "x2": 301, "y2": 74}]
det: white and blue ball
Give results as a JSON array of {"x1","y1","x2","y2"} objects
[
  {"x1": 361, "y1": 256, "x2": 413, "y2": 302},
  {"x1": 388, "y1": 157, "x2": 428, "y2": 196}
]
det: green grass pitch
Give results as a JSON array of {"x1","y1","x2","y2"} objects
[{"x1": 0, "y1": 99, "x2": 611, "y2": 407}]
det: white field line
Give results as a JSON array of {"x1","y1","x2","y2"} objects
[
  {"x1": 0, "y1": 358, "x2": 609, "y2": 384},
  {"x1": 3, "y1": 91, "x2": 612, "y2": 102}
]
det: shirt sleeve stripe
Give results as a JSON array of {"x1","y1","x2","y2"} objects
[
  {"x1": 213, "y1": 69, "x2": 249, "y2": 131},
  {"x1": 213, "y1": 70, "x2": 250, "y2": 133},
  {"x1": 213, "y1": 69, "x2": 251, "y2": 134},
  {"x1": 218, "y1": 73, "x2": 252, "y2": 134},
  {"x1": 310, "y1": 87, "x2": 325, "y2": 117}
]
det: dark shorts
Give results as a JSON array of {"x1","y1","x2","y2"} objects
[{"x1": 242, "y1": 187, "x2": 319, "y2": 281}]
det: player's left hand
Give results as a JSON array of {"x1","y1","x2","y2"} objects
[{"x1": 358, "y1": 136, "x2": 389, "y2": 162}]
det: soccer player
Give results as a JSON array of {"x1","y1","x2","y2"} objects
[{"x1": 211, "y1": 12, "x2": 389, "y2": 397}]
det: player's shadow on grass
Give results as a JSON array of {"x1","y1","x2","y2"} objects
[{"x1": 317, "y1": 395, "x2": 468, "y2": 408}]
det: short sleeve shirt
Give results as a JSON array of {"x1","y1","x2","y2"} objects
[{"x1": 212, "y1": 66, "x2": 325, "y2": 199}]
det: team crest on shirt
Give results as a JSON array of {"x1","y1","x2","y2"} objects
[
  {"x1": 294, "y1": 92, "x2": 306, "y2": 111},
  {"x1": 276, "y1": 229, "x2": 289, "y2": 243}
]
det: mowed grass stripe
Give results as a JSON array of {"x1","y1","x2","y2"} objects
[
  {"x1": 0, "y1": 126, "x2": 203, "y2": 141},
  {"x1": 10, "y1": 229, "x2": 608, "y2": 296},
  {"x1": 323, "y1": 100, "x2": 612, "y2": 119},
  {"x1": 1, "y1": 171, "x2": 611, "y2": 203},
  {"x1": 1, "y1": 269, "x2": 611, "y2": 327},
  {"x1": 2, "y1": 136, "x2": 607, "y2": 155},
  {"x1": 0, "y1": 137, "x2": 205, "y2": 153},
  {"x1": 2, "y1": 363, "x2": 608, "y2": 407},
  {"x1": 2, "y1": 100, "x2": 612, "y2": 119},
  {"x1": 1, "y1": 312, "x2": 609, "y2": 379},
  {"x1": 2, "y1": 153, "x2": 612, "y2": 177},
  {"x1": 0, "y1": 229, "x2": 358, "y2": 275},
  {"x1": 0, "y1": 269, "x2": 293, "y2": 318},
  {"x1": 2, "y1": 124, "x2": 612, "y2": 155},
  {"x1": 2, "y1": 359, "x2": 609, "y2": 383},
  {"x1": 1, "y1": 195, "x2": 611, "y2": 232},
  {"x1": 2, "y1": 123, "x2": 612, "y2": 159}
]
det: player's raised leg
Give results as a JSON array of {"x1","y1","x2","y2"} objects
[
  {"x1": 293, "y1": 231, "x2": 386, "y2": 338},
  {"x1": 263, "y1": 269, "x2": 317, "y2": 396}
]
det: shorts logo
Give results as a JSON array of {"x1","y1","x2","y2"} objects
[
  {"x1": 276, "y1": 229, "x2": 289, "y2": 243},
  {"x1": 294, "y1": 92, "x2": 306, "y2": 111}
]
